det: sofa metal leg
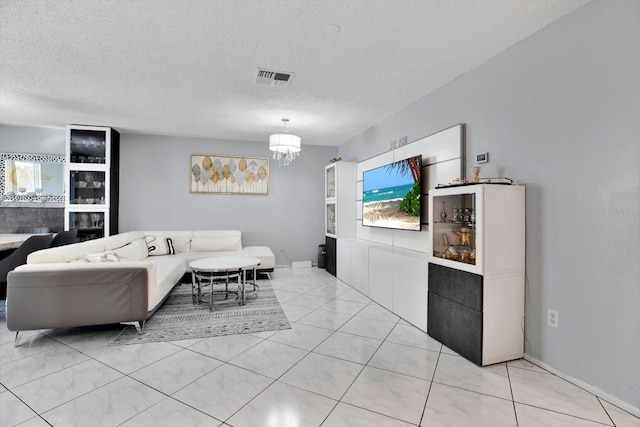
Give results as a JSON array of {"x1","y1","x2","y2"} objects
[
  {"x1": 121, "y1": 321, "x2": 145, "y2": 334},
  {"x1": 14, "y1": 331, "x2": 21, "y2": 347},
  {"x1": 134, "y1": 321, "x2": 144, "y2": 334}
]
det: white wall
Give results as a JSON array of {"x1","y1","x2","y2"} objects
[{"x1": 339, "y1": 0, "x2": 640, "y2": 411}]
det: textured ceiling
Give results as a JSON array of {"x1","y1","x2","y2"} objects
[{"x1": 0, "y1": 0, "x2": 587, "y2": 147}]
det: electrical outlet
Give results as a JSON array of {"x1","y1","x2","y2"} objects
[{"x1": 548, "y1": 309, "x2": 559, "y2": 328}]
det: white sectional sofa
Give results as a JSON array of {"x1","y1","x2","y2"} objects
[{"x1": 6, "y1": 230, "x2": 275, "y2": 339}]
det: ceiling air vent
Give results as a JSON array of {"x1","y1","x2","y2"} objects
[{"x1": 256, "y1": 69, "x2": 294, "y2": 87}]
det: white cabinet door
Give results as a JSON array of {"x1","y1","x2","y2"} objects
[
  {"x1": 350, "y1": 241, "x2": 369, "y2": 295},
  {"x1": 393, "y1": 251, "x2": 429, "y2": 331},
  {"x1": 336, "y1": 239, "x2": 351, "y2": 284},
  {"x1": 368, "y1": 247, "x2": 394, "y2": 310}
]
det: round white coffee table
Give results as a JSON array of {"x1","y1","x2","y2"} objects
[{"x1": 189, "y1": 256, "x2": 261, "y2": 310}]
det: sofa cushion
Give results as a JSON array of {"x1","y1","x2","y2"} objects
[
  {"x1": 191, "y1": 230, "x2": 242, "y2": 252},
  {"x1": 28, "y1": 239, "x2": 106, "y2": 264},
  {"x1": 113, "y1": 239, "x2": 149, "y2": 261},
  {"x1": 144, "y1": 231, "x2": 192, "y2": 253},
  {"x1": 86, "y1": 252, "x2": 120, "y2": 262},
  {"x1": 149, "y1": 256, "x2": 187, "y2": 310},
  {"x1": 28, "y1": 231, "x2": 145, "y2": 264},
  {"x1": 103, "y1": 231, "x2": 146, "y2": 251},
  {"x1": 242, "y1": 246, "x2": 276, "y2": 270},
  {"x1": 145, "y1": 235, "x2": 176, "y2": 256}
]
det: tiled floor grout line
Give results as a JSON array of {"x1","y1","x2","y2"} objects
[
  {"x1": 515, "y1": 401, "x2": 617, "y2": 427},
  {"x1": 597, "y1": 396, "x2": 624, "y2": 427},
  {"x1": 505, "y1": 362, "x2": 520, "y2": 427},
  {"x1": 506, "y1": 363, "x2": 627, "y2": 425},
  {"x1": 3, "y1": 387, "x2": 46, "y2": 425},
  {"x1": 2, "y1": 336, "x2": 98, "y2": 390},
  {"x1": 419, "y1": 346, "x2": 443, "y2": 426}
]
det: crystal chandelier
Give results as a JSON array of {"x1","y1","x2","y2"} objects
[{"x1": 269, "y1": 118, "x2": 301, "y2": 166}]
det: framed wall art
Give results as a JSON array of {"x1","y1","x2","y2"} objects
[{"x1": 190, "y1": 154, "x2": 269, "y2": 195}]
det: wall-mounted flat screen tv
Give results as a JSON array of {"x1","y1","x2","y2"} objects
[{"x1": 362, "y1": 155, "x2": 422, "y2": 231}]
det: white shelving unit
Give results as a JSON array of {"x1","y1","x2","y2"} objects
[
  {"x1": 324, "y1": 161, "x2": 356, "y2": 275},
  {"x1": 64, "y1": 125, "x2": 120, "y2": 241},
  {"x1": 428, "y1": 183, "x2": 525, "y2": 365}
]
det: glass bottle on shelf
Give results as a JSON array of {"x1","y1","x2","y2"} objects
[
  {"x1": 440, "y1": 201, "x2": 447, "y2": 222},
  {"x1": 463, "y1": 208, "x2": 471, "y2": 223}
]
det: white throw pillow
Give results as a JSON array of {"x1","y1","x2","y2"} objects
[
  {"x1": 113, "y1": 239, "x2": 149, "y2": 261},
  {"x1": 145, "y1": 235, "x2": 176, "y2": 256},
  {"x1": 86, "y1": 251, "x2": 120, "y2": 262}
]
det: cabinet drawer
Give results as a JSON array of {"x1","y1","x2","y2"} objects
[
  {"x1": 428, "y1": 291, "x2": 482, "y2": 365},
  {"x1": 428, "y1": 263, "x2": 482, "y2": 311}
]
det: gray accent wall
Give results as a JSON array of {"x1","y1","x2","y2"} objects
[
  {"x1": 340, "y1": 1, "x2": 639, "y2": 410},
  {"x1": 118, "y1": 133, "x2": 336, "y2": 266}
]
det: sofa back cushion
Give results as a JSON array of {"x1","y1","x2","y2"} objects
[
  {"x1": 113, "y1": 239, "x2": 149, "y2": 261},
  {"x1": 103, "y1": 232, "x2": 146, "y2": 251},
  {"x1": 27, "y1": 231, "x2": 146, "y2": 264},
  {"x1": 144, "y1": 231, "x2": 192, "y2": 253},
  {"x1": 28, "y1": 239, "x2": 105, "y2": 264},
  {"x1": 191, "y1": 230, "x2": 242, "y2": 252}
]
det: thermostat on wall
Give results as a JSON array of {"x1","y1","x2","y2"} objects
[{"x1": 475, "y1": 152, "x2": 489, "y2": 164}]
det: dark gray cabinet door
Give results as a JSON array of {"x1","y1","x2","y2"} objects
[
  {"x1": 325, "y1": 236, "x2": 336, "y2": 276},
  {"x1": 428, "y1": 263, "x2": 483, "y2": 365}
]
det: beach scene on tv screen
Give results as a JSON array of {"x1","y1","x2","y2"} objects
[{"x1": 362, "y1": 156, "x2": 421, "y2": 231}]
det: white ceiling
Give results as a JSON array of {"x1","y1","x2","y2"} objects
[{"x1": 0, "y1": 0, "x2": 587, "y2": 147}]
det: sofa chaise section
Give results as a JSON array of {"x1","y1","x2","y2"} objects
[
  {"x1": 7, "y1": 262, "x2": 150, "y2": 332},
  {"x1": 6, "y1": 230, "x2": 276, "y2": 343}
]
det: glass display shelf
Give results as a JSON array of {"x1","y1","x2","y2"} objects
[
  {"x1": 68, "y1": 211, "x2": 105, "y2": 241},
  {"x1": 69, "y1": 170, "x2": 106, "y2": 205},
  {"x1": 431, "y1": 192, "x2": 477, "y2": 266},
  {"x1": 326, "y1": 165, "x2": 336, "y2": 199},
  {"x1": 326, "y1": 203, "x2": 336, "y2": 236},
  {"x1": 69, "y1": 128, "x2": 107, "y2": 164}
]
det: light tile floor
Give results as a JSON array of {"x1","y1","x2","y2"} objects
[{"x1": 1, "y1": 267, "x2": 639, "y2": 427}]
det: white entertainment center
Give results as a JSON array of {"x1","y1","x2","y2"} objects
[
  {"x1": 328, "y1": 124, "x2": 465, "y2": 330},
  {"x1": 326, "y1": 123, "x2": 526, "y2": 365}
]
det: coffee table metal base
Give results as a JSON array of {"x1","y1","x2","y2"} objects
[
  {"x1": 191, "y1": 270, "x2": 242, "y2": 311},
  {"x1": 189, "y1": 257, "x2": 262, "y2": 311}
]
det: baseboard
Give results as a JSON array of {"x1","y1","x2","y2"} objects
[
  {"x1": 524, "y1": 355, "x2": 640, "y2": 418},
  {"x1": 275, "y1": 264, "x2": 321, "y2": 268}
]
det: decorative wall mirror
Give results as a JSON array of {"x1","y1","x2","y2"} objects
[{"x1": 0, "y1": 153, "x2": 65, "y2": 206}]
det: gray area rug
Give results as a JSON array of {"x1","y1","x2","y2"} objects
[{"x1": 111, "y1": 280, "x2": 290, "y2": 345}]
